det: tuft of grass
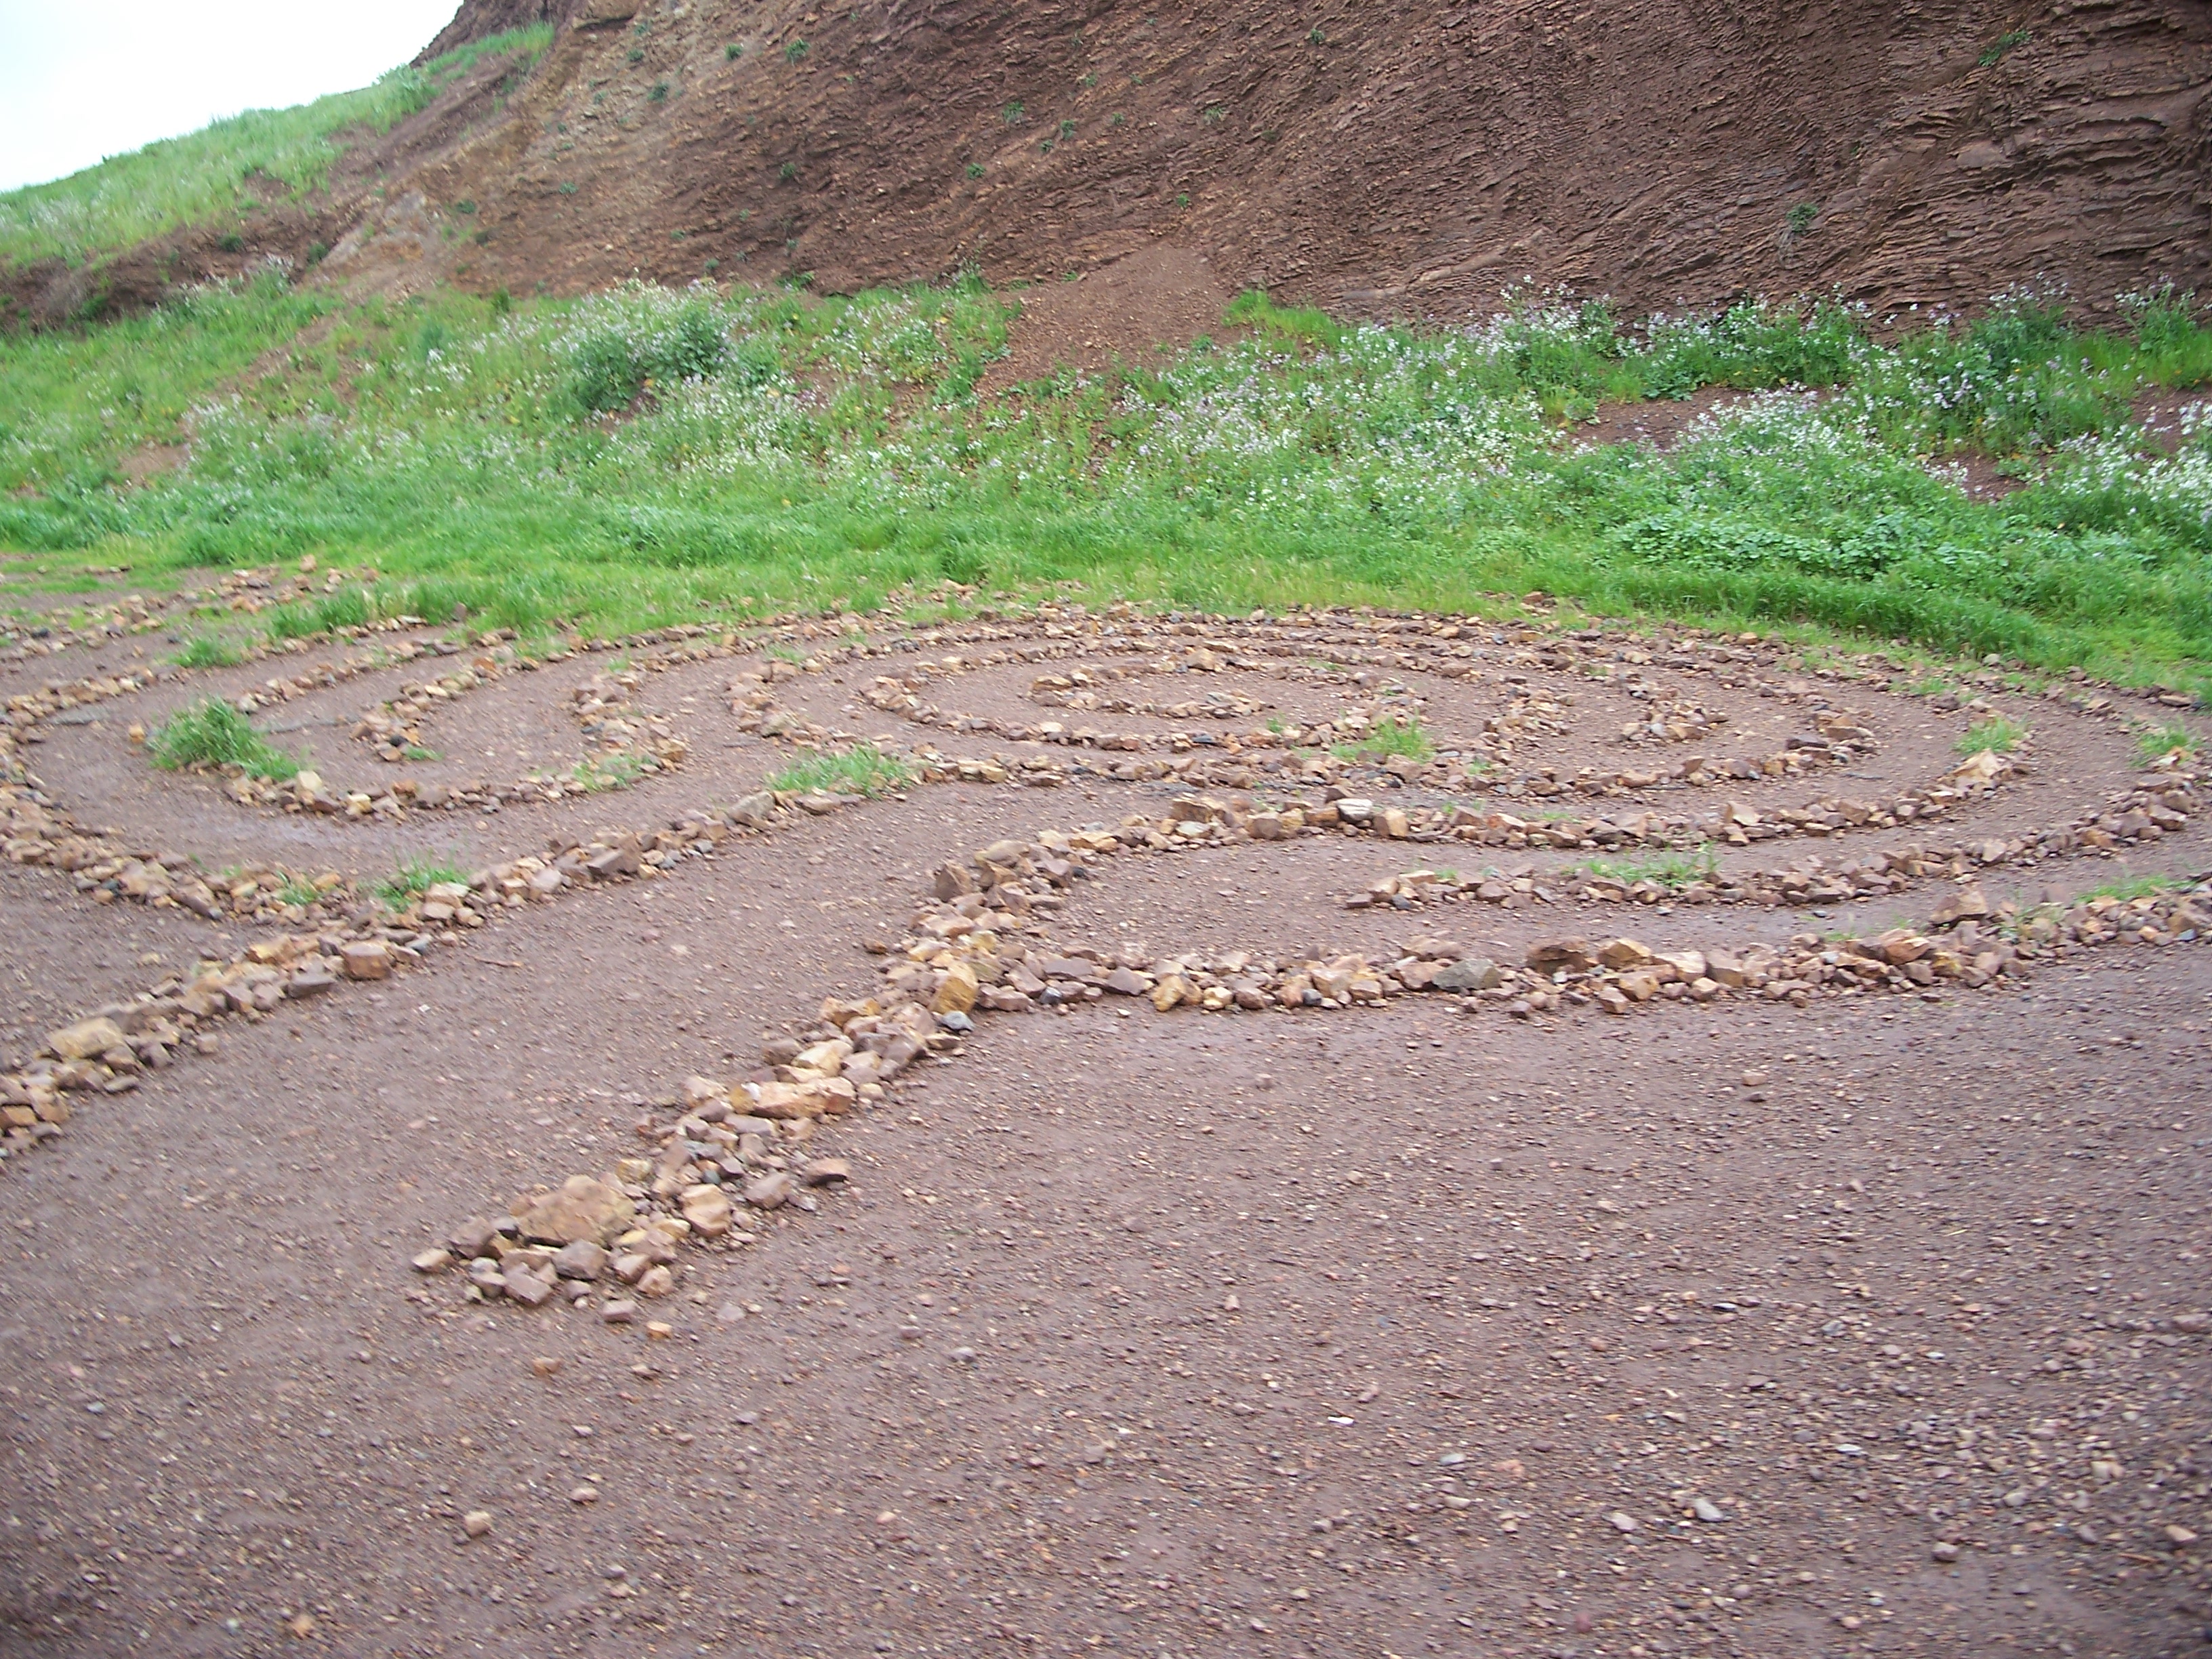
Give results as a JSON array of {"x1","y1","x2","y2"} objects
[
  {"x1": 568, "y1": 751, "x2": 645, "y2": 792},
  {"x1": 2077, "y1": 874, "x2": 2179, "y2": 905},
  {"x1": 0, "y1": 26, "x2": 552, "y2": 269},
  {"x1": 377, "y1": 856, "x2": 467, "y2": 908},
  {"x1": 148, "y1": 699, "x2": 300, "y2": 779},
  {"x1": 1978, "y1": 28, "x2": 2031, "y2": 66},
  {"x1": 2135, "y1": 724, "x2": 2200, "y2": 767},
  {"x1": 769, "y1": 742, "x2": 914, "y2": 798},
  {"x1": 1786, "y1": 203, "x2": 1818, "y2": 236},
  {"x1": 173, "y1": 634, "x2": 245, "y2": 668},
  {"x1": 725, "y1": 42, "x2": 743, "y2": 60},
  {"x1": 1956, "y1": 716, "x2": 2028, "y2": 755},
  {"x1": 1577, "y1": 843, "x2": 1721, "y2": 890},
  {"x1": 272, "y1": 874, "x2": 322, "y2": 909},
  {"x1": 1334, "y1": 713, "x2": 1433, "y2": 763}
]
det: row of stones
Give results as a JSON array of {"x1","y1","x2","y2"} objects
[
  {"x1": 452, "y1": 785, "x2": 2211, "y2": 1315},
  {"x1": 851, "y1": 636, "x2": 1880, "y2": 798}
]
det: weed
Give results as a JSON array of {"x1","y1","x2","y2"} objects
[
  {"x1": 1978, "y1": 29, "x2": 2031, "y2": 66},
  {"x1": 1202, "y1": 106, "x2": 1226, "y2": 125},
  {"x1": 627, "y1": 47, "x2": 645, "y2": 64},
  {"x1": 1786, "y1": 203, "x2": 1818, "y2": 236},
  {"x1": 272, "y1": 875, "x2": 323, "y2": 909},
  {"x1": 1176, "y1": 192, "x2": 1190, "y2": 207},
  {"x1": 377, "y1": 856, "x2": 467, "y2": 908},
  {"x1": 769, "y1": 742, "x2": 914, "y2": 798},
  {"x1": 402, "y1": 743, "x2": 441, "y2": 762},
  {"x1": 1333, "y1": 714, "x2": 1433, "y2": 763},
  {"x1": 649, "y1": 81, "x2": 670, "y2": 102},
  {"x1": 568, "y1": 751, "x2": 644, "y2": 791},
  {"x1": 148, "y1": 700, "x2": 300, "y2": 780},
  {"x1": 1957, "y1": 716, "x2": 2028, "y2": 755},
  {"x1": 1576, "y1": 843, "x2": 1721, "y2": 890},
  {"x1": 173, "y1": 634, "x2": 244, "y2": 668},
  {"x1": 1308, "y1": 26, "x2": 1326, "y2": 45},
  {"x1": 779, "y1": 160, "x2": 798, "y2": 181},
  {"x1": 725, "y1": 42, "x2": 743, "y2": 60},
  {"x1": 1059, "y1": 119, "x2": 1076, "y2": 140},
  {"x1": 558, "y1": 180, "x2": 578, "y2": 194},
  {"x1": 785, "y1": 39, "x2": 808, "y2": 62},
  {"x1": 2135, "y1": 724, "x2": 2200, "y2": 766}
]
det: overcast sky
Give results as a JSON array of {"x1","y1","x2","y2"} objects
[{"x1": 0, "y1": 0, "x2": 463, "y2": 193}]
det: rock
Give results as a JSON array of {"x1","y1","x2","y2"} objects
[
  {"x1": 600, "y1": 1300, "x2": 637, "y2": 1324},
  {"x1": 411, "y1": 1248, "x2": 454, "y2": 1275},
  {"x1": 1431, "y1": 958, "x2": 1501, "y2": 992},
  {"x1": 1598, "y1": 937, "x2": 1654, "y2": 969},
  {"x1": 1336, "y1": 798, "x2": 1374, "y2": 823},
  {"x1": 1691, "y1": 1496, "x2": 1725, "y2": 1523},
  {"x1": 569, "y1": 1485, "x2": 600, "y2": 1505},
  {"x1": 340, "y1": 941, "x2": 392, "y2": 981},
  {"x1": 1606, "y1": 1511, "x2": 1639, "y2": 1534},
  {"x1": 1101, "y1": 966, "x2": 1151, "y2": 996},
  {"x1": 451, "y1": 1216, "x2": 501, "y2": 1258},
  {"x1": 933, "y1": 960, "x2": 979, "y2": 1014},
  {"x1": 514, "y1": 1174, "x2": 635, "y2": 1246},
  {"x1": 680, "y1": 1184, "x2": 734, "y2": 1237},
  {"x1": 48, "y1": 1018, "x2": 125, "y2": 1061},
  {"x1": 1931, "y1": 1542, "x2": 1961, "y2": 1563},
  {"x1": 502, "y1": 1267, "x2": 556, "y2": 1308},
  {"x1": 636, "y1": 1265, "x2": 675, "y2": 1298},
  {"x1": 744, "y1": 1172, "x2": 797, "y2": 1210},
  {"x1": 1150, "y1": 973, "x2": 1192, "y2": 1012},
  {"x1": 463, "y1": 1510, "x2": 494, "y2": 1539},
  {"x1": 801, "y1": 1157, "x2": 851, "y2": 1186},
  {"x1": 1525, "y1": 939, "x2": 1593, "y2": 974},
  {"x1": 551, "y1": 1240, "x2": 608, "y2": 1280},
  {"x1": 1740, "y1": 1069, "x2": 1770, "y2": 1087},
  {"x1": 1930, "y1": 884, "x2": 1991, "y2": 926}
]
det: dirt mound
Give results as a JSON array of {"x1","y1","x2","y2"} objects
[{"x1": 381, "y1": 0, "x2": 2208, "y2": 329}]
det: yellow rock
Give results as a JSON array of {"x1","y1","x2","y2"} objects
[{"x1": 934, "y1": 960, "x2": 979, "y2": 1014}]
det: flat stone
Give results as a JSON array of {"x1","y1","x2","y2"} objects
[
  {"x1": 48, "y1": 1018, "x2": 125, "y2": 1061},
  {"x1": 339, "y1": 941, "x2": 391, "y2": 981},
  {"x1": 1431, "y1": 958, "x2": 1501, "y2": 992},
  {"x1": 1101, "y1": 967, "x2": 1151, "y2": 996},
  {"x1": 1526, "y1": 938, "x2": 1594, "y2": 974},
  {"x1": 744, "y1": 1172, "x2": 798, "y2": 1210},
  {"x1": 551, "y1": 1240, "x2": 608, "y2": 1280},
  {"x1": 514, "y1": 1174, "x2": 635, "y2": 1246}
]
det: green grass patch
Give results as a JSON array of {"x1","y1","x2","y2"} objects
[
  {"x1": 146, "y1": 699, "x2": 300, "y2": 779},
  {"x1": 1333, "y1": 713, "x2": 1433, "y2": 763},
  {"x1": 768, "y1": 741, "x2": 914, "y2": 797},
  {"x1": 376, "y1": 856, "x2": 468, "y2": 908},
  {"x1": 172, "y1": 633, "x2": 245, "y2": 668},
  {"x1": 2135, "y1": 724, "x2": 2200, "y2": 766},
  {"x1": 2077, "y1": 874, "x2": 2180, "y2": 905},
  {"x1": 1956, "y1": 716, "x2": 2028, "y2": 755},
  {"x1": 0, "y1": 28, "x2": 552, "y2": 272},
  {"x1": 1574, "y1": 843, "x2": 1721, "y2": 891}
]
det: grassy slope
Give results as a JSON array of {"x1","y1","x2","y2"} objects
[
  {"x1": 0, "y1": 26, "x2": 552, "y2": 270},
  {"x1": 1, "y1": 270, "x2": 2208, "y2": 693}
]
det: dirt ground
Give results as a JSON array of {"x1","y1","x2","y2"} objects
[{"x1": 1, "y1": 586, "x2": 2208, "y2": 1658}]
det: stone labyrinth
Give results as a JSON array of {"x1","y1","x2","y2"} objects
[
  {"x1": 4, "y1": 571, "x2": 2203, "y2": 1276},
  {"x1": 4, "y1": 571, "x2": 2212, "y2": 1654}
]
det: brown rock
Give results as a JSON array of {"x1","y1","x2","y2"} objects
[
  {"x1": 744, "y1": 1172, "x2": 798, "y2": 1210},
  {"x1": 339, "y1": 941, "x2": 391, "y2": 981},
  {"x1": 514, "y1": 1174, "x2": 635, "y2": 1246},
  {"x1": 1525, "y1": 939, "x2": 1594, "y2": 975},
  {"x1": 680, "y1": 1184, "x2": 735, "y2": 1237},
  {"x1": 47, "y1": 1017, "x2": 125, "y2": 1061}
]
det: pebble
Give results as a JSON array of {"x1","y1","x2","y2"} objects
[{"x1": 462, "y1": 1510, "x2": 493, "y2": 1539}]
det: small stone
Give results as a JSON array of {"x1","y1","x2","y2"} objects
[
  {"x1": 600, "y1": 1300, "x2": 637, "y2": 1324},
  {"x1": 646, "y1": 1320, "x2": 674, "y2": 1340},
  {"x1": 502, "y1": 1268, "x2": 556, "y2": 1308},
  {"x1": 744, "y1": 1172, "x2": 797, "y2": 1210},
  {"x1": 411, "y1": 1248, "x2": 454, "y2": 1275},
  {"x1": 1740, "y1": 1068, "x2": 1770, "y2": 1088},
  {"x1": 569, "y1": 1486, "x2": 599, "y2": 1505},
  {"x1": 551, "y1": 1240, "x2": 608, "y2": 1280},
  {"x1": 800, "y1": 1157, "x2": 851, "y2": 1187},
  {"x1": 680, "y1": 1184, "x2": 734, "y2": 1237},
  {"x1": 1691, "y1": 1496, "x2": 1725, "y2": 1523},
  {"x1": 1931, "y1": 1542, "x2": 1961, "y2": 1563},
  {"x1": 1525, "y1": 939, "x2": 1593, "y2": 974},
  {"x1": 1101, "y1": 966, "x2": 1151, "y2": 997},
  {"x1": 933, "y1": 960, "x2": 979, "y2": 1015},
  {"x1": 515, "y1": 1174, "x2": 634, "y2": 1246},
  {"x1": 2167, "y1": 1524, "x2": 2200, "y2": 1547},
  {"x1": 530, "y1": 1356, "x2": 561, "y2": 1376},
  {"x1": 636, "y1": 1265, "x2": 675, "y2": 1298},
  {"x1": 339, "y1": 941, "x2": 392, "y2": 981},
  {"x1": 1606, "y1": 1511, "x2": 1639, "y2": 1534},
  {"x1": 463, "y1": 1510, "x2": 493, "y2": 1539},
  {"x1": 1430, "y1": 958, "x2": 1500, "y2": 993},
  {"x1": 48, "y1": 1017, "x2": 126, "y2": 1061}
]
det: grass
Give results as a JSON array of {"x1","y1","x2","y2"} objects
[
  {"x1": 768, "y1": 742, "x2": 914, "y2": 797},
  {"x1": 147, "y1": 699, "x2": 300, "y2": 779},
  {"x1": 1574, "y1": 844, "x2": 1721, "y2": 891},
  {"x1": 1956, "y1": 716, "x2": 2028, "y2": 755},
  {"x1": 567, "y1": 751, "x2": 645, "y2": 792},
  {"x1": 2135, "y1": 724, "x2": 2200, "y2": 766},
  {"x1": 1, "y1": 273, "x2": 2210, "y2": 699},
  {"x1": 0, "y1": 27, "x2": 553, "y2": 272},
  {"x1": 1332, "y1": 713, "x2": 1433, "y2": 763},
  {"x1": 173, "y1": 634, "x2": 245, "y2": 668},
  {"x1": 377, "y1": 856, "x2": 468, "y2": 908}
]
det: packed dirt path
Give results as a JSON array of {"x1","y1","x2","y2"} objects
[{"x1": 1, "y1": 579, "x2": 2207, "y2": 1658}]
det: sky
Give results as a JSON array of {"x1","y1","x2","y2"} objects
[{"x1": 0, "y1": 0, "x2": 463, "y2": 192}]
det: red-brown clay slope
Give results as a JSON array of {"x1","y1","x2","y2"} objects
[{"x1": 395, "y1": 0, "x2": 2208, "y2": 319}]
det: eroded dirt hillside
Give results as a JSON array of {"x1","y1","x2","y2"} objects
[{"x1": 389, "y1": 0, "x2": 2209, "y2": 319}]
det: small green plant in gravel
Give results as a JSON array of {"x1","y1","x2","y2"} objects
[
  {"x1": 1334, "y1": 713, "x2": 1433, "y2": 762},
  {"x1": 1576, "y1": 843, "x2": 1721, "y2": 891},
  {"x1": 173, "y1": 634, "x2": 245, "y2": 668},
  {"x1": 148, "y1": 699, "x2": 300, "y2": 779},
  {"x1": 377, "y1": 857, "x2": 467, "y2": 908},
  {"x1": 272, "y1": 875, "x2": 323, "y2": 909},
  {"x1": 2135, "y1": 724, "x2": 2200, "y2": 766},
  {"x1": 568, "y1": 751, "x2": 645, "y2": 792},
  {"x1": 769, "y1": 742, "x2": 913, "y2": 798},
  {"x1": 1957, "y1": 716, "x2": 2028, "y2": 755}
]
